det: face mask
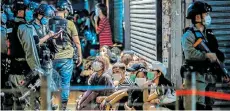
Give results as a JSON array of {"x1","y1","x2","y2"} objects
[
  {"x1": 40, "y1": 17, "x2": 48, "y2": 25},
  {"x1": 64, "y1": 12, "x2": 69, "y2": 18},
  {"x1": 203, "y1": 15, "x2": 211, "y2": 27},
  {"x1": 95, "y1": 8, "x2": 99, "y2": 16},
  {"x1": 100, "y1": 51, "x2": 106, "y2": 56},
  {"x1": 92, "y1": 61, "x2": 103, "y2": 72},
  {"x1": 147, "y1": 72, "x2": 155, "y2": 80},
  {"x1": 1, "y1": 13, "x2": 7, "y2": 24},
  {"x1": 77, "y1": 19, "x2": 82, "y2": 24},
  {"x1": 135, "y1": 78, "x2": 146, "y2": 87},
  {"x1": 25, "y1": 10, "x2": 34, "y2": 23},
  {"x1": 130, "y1": 74, "x2": 136, "y2": 82},
  {"x1": 112, "y1": 74, "x2": 122, "y2": 81}
]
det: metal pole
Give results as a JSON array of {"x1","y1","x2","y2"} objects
[
  {"x1": 191, "y1": 72, "x2": 196, "y2": 110},
  {"x1": 40, "y1": 76, "x2": 48, "y2": 110}
]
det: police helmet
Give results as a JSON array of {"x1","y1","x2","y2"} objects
[
  {"x1": 36, "y1": 4, "x2": 55, "y2": 18},
  {"x1": 28, "y1": 1, "x2": 39, "y2": 11},
  {"x1": 186, "y1": 1, "x2": 212, "y2": 19},
  {"x1": 56, "y1": 0, "x2": 70, "y2": 12},
  {"x1": 13, "y1": 0, "x2": 27, "y2": 11}
]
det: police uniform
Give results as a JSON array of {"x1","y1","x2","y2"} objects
[
  {"x1": 181, "y1": 1, "x2": 225, "y2": 110},
  {"x1": 182, "y1": 26, "x2": 209, "y2": 110}
]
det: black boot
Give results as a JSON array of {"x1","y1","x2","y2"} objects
[{"x1": 61, "y1": 101, "x2": 68, "y2": 110}]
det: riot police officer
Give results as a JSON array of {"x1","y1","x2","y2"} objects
[
  {"x1": 32, "y1": 4, "x2": 61, "y2": 110},
  {"x1": 181, "y1": 1, "x2": 227, "y2": 110},
  {"x1": 1, "y1": 4, "x2": 13, "y2": 110},
  {"x1": 50, "y1": 0, "x2": 82, "y2": 110},
  {"x1": 5, "y1": 0, "x2": 41, "y2": 110}
]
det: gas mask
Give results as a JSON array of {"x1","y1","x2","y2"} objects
[{"x1": 92, "y1": 61, "x2": 103, "y2": 72}]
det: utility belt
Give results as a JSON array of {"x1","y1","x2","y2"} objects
[
  {"x1": 6, "y1": 57, "x2": 31, "y2": 75},
  {"x1": 180, "y1": 60, "x2": 212, "y2": 78}
]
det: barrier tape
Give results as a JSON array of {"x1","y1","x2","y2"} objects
[{"x1": 176, "y1": 90, "x2": 230, "y2": 101}]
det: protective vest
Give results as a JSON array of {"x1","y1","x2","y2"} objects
[{"x1": 7, "y1": 20, "x2": 25, "y2": 58}]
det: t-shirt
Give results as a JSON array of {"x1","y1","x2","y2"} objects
[
  {"x1": 96, "y1": 17, "x2": 113, "y2": 47},
  {"x1": 116, "y1": 77, "x2": 135, "y2": 91},
  {"x1": 88, "y1": 72, "x2": 114, "y2": 96},
  {"x1": 54, "y1": 20, "x2": 79, "y2": 59},
  {"x1": 116, "y1": 77, "x2": 134, "y2": 110}
]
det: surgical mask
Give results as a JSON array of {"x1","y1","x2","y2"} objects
[
  {"x1": 130, "y1": 74, "x2": 136, "y2": 82},
  {"x1": 40, "y1": 17, "x2": 48, "y2": 25},
  {"x1": 25, "y1": 10, "x2": 34, "y2": 23},
  {"x1": 203, "y1": 15, "x2": 211, "y2": 27},
  {"x1": 135, "y1": 78, "x2": 146, "y2": 87},
  {"x1": 112, "y1": 74, "x2": 122, "y2": 81},
  {"x1": 95, "y1": 8, "x2": 99, "y2": 16},
  {"x1": 77, "y1": 19, "x2": 82, "y2": 24},
  {"x1": 64, "y1": 12, "x2": 69, "y2": 18},
  {"x1": 1, "y1": 13, "x2": 7, "y2": 24},
  {"x1": 147, "y1": 72, "x2": 155, "y2": 80},
  {"x1": 92, "y1": 61, "x2": 103, "y2": 72},
  {"x1": 100, "y1": 51, "x2": 106, "y2": 56}
]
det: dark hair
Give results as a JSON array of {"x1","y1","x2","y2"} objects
[
  {"x1": 158, "y1": 74, "x2": 173, "y2": 87},
  {"x1": 96, "y1": 3, "x2": 107, "y2": 16},
  {"x1": 158, "y1": 74, "x2": 174, "y2": 95}
]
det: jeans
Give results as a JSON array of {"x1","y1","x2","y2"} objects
[{"x1": 53, "y1": 58, "x2": 73, "y2": 102}]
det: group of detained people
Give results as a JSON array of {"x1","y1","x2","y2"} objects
[{"x1": 76, "y1": 45, "x2": 176, "y2": 110}]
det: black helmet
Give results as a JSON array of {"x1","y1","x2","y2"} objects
[
  {"x1": 186, "y1": 1, "x2": 212, "y2": 19},
  {"x1": 56, "y1": 0, "x2": 70, "y2": 11},
  {"x1": 13, "y1": 0, "x2": 27, "y2": 11},
  {"x1": 36, "y1": 4, "x2": 54, "y2": 18}
]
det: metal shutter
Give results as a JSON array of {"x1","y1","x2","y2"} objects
[
  {"x1": 113, "y1": 0, "x2": 124, "y2": 43},
  {"x1": 199, "y1": 0, "x2": 230, "y2": 73},
  {"x1": 130, "y1": 0, "x2": 157, "y2": 63}
]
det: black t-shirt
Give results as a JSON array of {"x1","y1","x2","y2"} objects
[
  {"x1": 127, "y1": 84, "x2": 149, "y2": 110},
  {"x1": 88, "y1": 72, "x2": 114, "y2": 96}
]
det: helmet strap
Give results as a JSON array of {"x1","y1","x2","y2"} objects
[{"x1": 193, "y1": 13, "x2": 203, "y2": 25}]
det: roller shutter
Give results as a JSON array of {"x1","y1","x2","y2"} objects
[
  {"x1": 129, "y1": 0, "x2": 158, "y2": 63},
  {"x1": 113, "y1": 0, "x2": 124, "y2": 43}
]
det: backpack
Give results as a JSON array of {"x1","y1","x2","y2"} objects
[{"x1": 49, "y1": 16, "x2": 79, "y2": 61}]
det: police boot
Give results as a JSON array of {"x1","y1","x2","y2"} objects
[{"x1": 61, "y1": 101, "x2": 68, "y2": 110}]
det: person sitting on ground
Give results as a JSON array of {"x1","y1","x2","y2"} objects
[
  {"x1": 76, "y1": 56, "x2": 114, "y2": 110},
  {"x1": 80, "y1": 56, "x2": 95, "y2": 85},
  {"x1": 142, "y1": 61, "x2": 176, "y2": 110},
  {"x1": 99, "y1": 62, "x2": 134, "y2": 110},
  {"x1": 124, "y1": 63, "x2": 148, "y2": 110},
  {"x1": 120, "y1": 50, "x2": 134, "y2": 67}
]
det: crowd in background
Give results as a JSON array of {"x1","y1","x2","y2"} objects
[
  {"x1": 76, "y1": 46, "x2": 177, "y2": 110},
  {"x1": 1, "y1": 0, "x2": 177, "y2": 110}
]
